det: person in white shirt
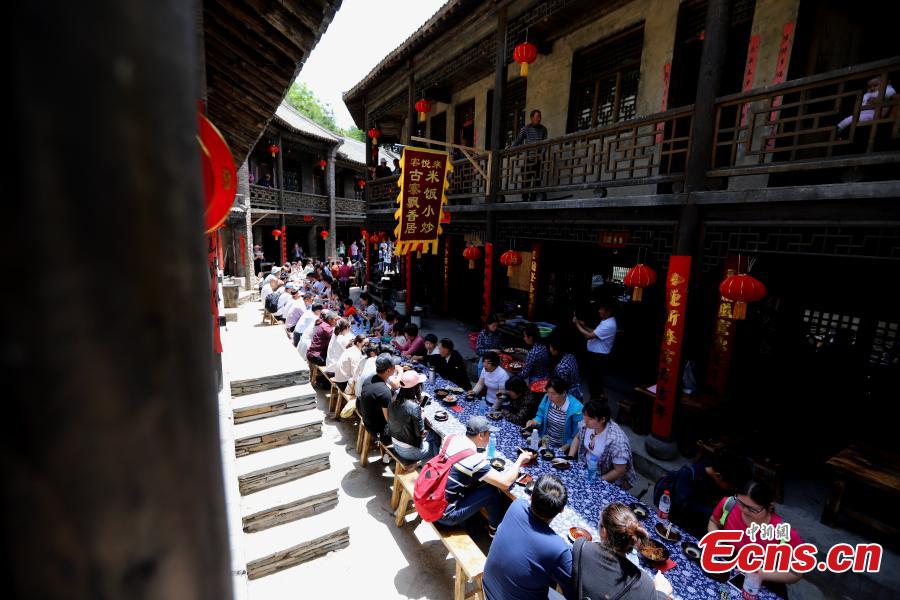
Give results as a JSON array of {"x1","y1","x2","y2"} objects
[
  {"x1": 325, "y1": 318, "x2": 353, "y2": 374},
  {"x1": 296, "y1": 303, "x2": 323, "y2": 353},
  {"x1": 837, "y1": 78, "x2": 897, "y2": 135},
  {"x1": 262, "y1": 265, "x2": 280, "y2": 289},
  {"x1": 471, "y1": 351, "x2": 509, "y2": 409},
  {"x1": 285, "y1": 292, "x2": 312, "y2": 338},
  {"x1": 274, "y1": 282, "x2": 296, "y2": 320},
  {"x1": 354, "y1": 345, "x2": 381, "y2": 397},
  {"x1": 334, "y1": 334, "x2": 367, "y2": 393},
  {"x1": 573, "y1": 301, "x2": 618, "y2": 401}
]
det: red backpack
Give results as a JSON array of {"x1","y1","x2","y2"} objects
[{"x1": 413, "y1": 435, "x2": 475, "y2": 522}]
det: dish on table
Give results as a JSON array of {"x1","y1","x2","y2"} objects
[
  {"x1": 654, "y1": 521, "x2": 682, "y2": 542},
  {"x1": 490, "y1": 457, "x2": 506, "y2": 471},
  {"x1": 485, "y1": 411, "x2": 504, "y2": 421},
  {"x1": 446, "y1": 386, "x2": 464, "y2": 393},
  {"x1": 628, "y1": 502, "x2": 649, "y2": 520},
  {"x1": 682, "y1": 541, "x2": 701, "y2": 562},
  {"x1": 434, "y1": 410, "x2": 449, "y2": 422},
  {"x1": 567, "y1": 527, "x2": 593, "y2": 543},
  {"x1": 434, "y1": 388, "x2": 449, "y2": 398},
  {"x1": 639, "y1": 539, "x2": 670, "y2": 568},
  {"x1": 442, "y1": 395, "x2": 458, "y2": 405},
  {"x1": 529, "y1": 378, "x2": 549, "y2": 393},
  {"x1": 550, "y1": 457, "x2": 571, "y2": 470},
  {"x1": 507, "y1": 361, "x2": 524, "y2": 370},
  {"x1": 520, "y1": 426, "x2": 537, "y2": 439},
  {"x1": 539, "y1": 448, "x2": 556, "y2": 460}
]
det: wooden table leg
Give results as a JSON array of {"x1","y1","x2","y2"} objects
[
  {"x1": 454, "y1": 563, "x2": 466, "y2": 600},
  {"x1": 821, "y1": 478, "x2": 846, "y2": 525},
  {"x1": 360, "y1": 430, "x2": 371, "y2": 467},
  {"x1": 394, "y1": 488, "x2": 411, "y2": 527},
  {"x1": 391, "y1": 471, "x2": 403, "y2": 510}
]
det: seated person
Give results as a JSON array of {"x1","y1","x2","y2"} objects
[
  {"x1": 483, "y1": 474, "x2": 574, "y2": 600},
  {"x1": 358, "y1": 353, "x2": 401, "y2": 441},
  {"x1": 837, "y1": 77, "x2": 897, "y2": 135},
  {"x1": 422, "y1": 338, "x2": 472, "y2": 391},
  {"x1": 423, "y1": 333, "x2": 440, "y2": 355},
  {"x1": 475, "y1": 313, "x2": 504, "y2": 368},
  {"x1": 472, "y1": 351, "x2": 509, "y2": 409},
  {"x1": 353, "y1": 343, "x2": 382, "y2": 397},
  {"x1": 548, "y1": 335, "x2": 582, "y2": 400},
  {"x1": 306, "y1": 311, "x2": 336, "y2": 367},
  {"x1": 519, "y1": 323, "x2": 551, "y2": 382},
  {"x1": 394, "y1": 323, "x2": 426, "y2": 358},
  {"x1": 436, "y1": 416, "x2": 533, "y2": 536},
  {"x1": 325, "y1": 318, "x2": 352, "y2": 374},
  {"x1": 566, "y1": 401, "x2": 636, "y2": 490},
  {"x1": 708, "y1": 481, "x2": 805, "y2": 598},
  {"x1": 388, "y1": 370, "x2": 440, "y2": 463},
  {"x1": 525, "y1": 378, "x2": 583, "y2": 453},
  {"x1": 570, "y1": 502, "x2": 673, "y2": 600},
  {"x1": 500, "y1": 376, "x2": 534, "y2": 426},
  {"x1": 652, "y1": 450, "x2": 750, "y2": 537},
  {"x1": 342, "y1": 297, "x2": 357, "y2": 319},
  {"x1": 295, "y1": 303, "x2": 323, "y2": 350},
  {"x1": 333, "y1": 334, "x2": 367, "y2": 393}
]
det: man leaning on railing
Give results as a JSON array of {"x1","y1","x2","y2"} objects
[{"x1": 510, "y1": 109, "x2": 548, "y2": 200}]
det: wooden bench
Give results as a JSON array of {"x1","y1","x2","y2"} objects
[
  {"x1": 327, "y1": 378, "x2": 354, "y2": 419},
  {"x1": 261, "y1": 309, "x2": 278, "y2": 326},
  {"x1": 821, "y1": 444, "x2": 900, "y2": 537},
  {"x1": 380, "y1": 444, "x2": 418, "y2": 510},
  {"x1": 393, "y1": 471, "x2": 485, "y2": 600},
  {"x1": 354, "y1": 408, "x2": 384, "y2": 467}
]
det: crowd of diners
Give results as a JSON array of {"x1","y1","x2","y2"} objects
[{"x1": 259, "y1": 260, "x2": 806, "y2": 600}]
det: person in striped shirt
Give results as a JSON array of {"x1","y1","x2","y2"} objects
[{"x1": 511, "y1": 109, "x2": 548, "y2": 201}]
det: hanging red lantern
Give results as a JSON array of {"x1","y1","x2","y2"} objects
[
  {"x1": 624, "y1": 264, "x2": 657, "y2": 302},
  {"x1": 303, "y1": 215, "x2": 313, "y2": 222},
  {"x1": 463, "y1": 245, "x2": 482, "y2": 270},
  {"x1": 268, "y1": 143, "x2": 280, "y2": 158},
  {"x1": 320, "y1": 230, "x2": 329, "y2": 240},
  {"x1": 271, "y1": 228, "x2": 282, "y2": 240},
  {"x1": 513, "y1": 42, "x2": 538, "y2": 77},
  {"x1": 367, "y1": 126, "x2": 381, "y2": 146},
  {"x1": 198, "y1": 111, "x2": 237, "y2": 234},
  {"x1": 361, "y1": 229, "x2": 369, "y2": 240},
  {"x1": 415, "y1": 98, "x2": 433, "y2": 122},
  {"x1": 318, "y1": 159, "x2": 327, "y2": 172},
  {"x1": 357, "y1": 179, "x2": 366, "y2": 189},
  {"x1": 719, "y1": 273, "x2": 767, "y2": 320},
  {"x1": 500, "y1": 250, "x2": 523, "y2": 277}
]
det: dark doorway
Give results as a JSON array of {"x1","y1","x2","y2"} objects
[
  {"x1": 668, "y1": 0, "x2": 756, "y2": 108},
  {"x1": 447, "y1": 235, "x2": 483, "y2": 325},
  {"x1": 486, "y1": 77, "x2": 527, "y2": 147},
  {"x1": 454, "y1": 99, "x2": 476, "y2": 148},
  {"x1": 429, "y1": 111, "x2": 447, "y2": 151}
]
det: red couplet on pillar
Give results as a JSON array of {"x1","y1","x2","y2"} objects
[
  {"x1": 405, "y1": 252, "x2": 413, "y2": 314},
  {"x1": 651, "y1": 255, "x2": 691, "y2": 439},
  {"x1": 280, "y1": 226, "x2": 287, "y2": 265},
  {"x1": 482, "y1": 242, "x2": 493, "y2": 324},
  {"x1": 528, "y1": 243, "x2": 542, "y2": 320}
]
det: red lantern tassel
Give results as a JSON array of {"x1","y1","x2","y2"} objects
[
  {"x1": 468, "y1": 260, "x2": 475, "y2": 270},
  {"x1": 520, "y1": 63, "x2": 529, "y2": 77},
  {"x1": 733, "y1": 301, "x2": 747, "y2": 320},
  {"x1": 632, "y1": 286, "x2": 643, "y2": 302}
]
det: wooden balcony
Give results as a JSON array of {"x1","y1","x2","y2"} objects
[
  {"x1": 366, "y1": 175, "x2": 400, "y2": 212},
  {"x1": 249, "y1": 184, "x2": 365, "y2": 218}
]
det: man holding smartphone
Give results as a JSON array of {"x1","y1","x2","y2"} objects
[{"x1": 572, "y1": 301, "x2": 618, "y2": 400}]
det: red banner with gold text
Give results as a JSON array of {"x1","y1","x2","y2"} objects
[
  {"x1": 393, "y1": 147, "x2": 453, "y2": 255},
  {"x1": 652, "y1": 255, "x2": 691, "y2": 438}
]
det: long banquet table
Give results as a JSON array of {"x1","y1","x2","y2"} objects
[{"x1": 411, "y1": 367, "x2": 778, "y2": 600}]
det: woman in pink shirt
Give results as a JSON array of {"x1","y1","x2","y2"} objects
[{"x1": 708, "y1": 481, "x2": 804, "y2": 596}]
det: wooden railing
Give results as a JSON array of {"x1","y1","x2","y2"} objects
[
  {"x1": 366, "y1": 174, "x2": 400, "y2": 211},
  {"x1": 249, "y1": 185, "x2": 365, "y2": 218},
  {"x1": 448, "y1": 154, "x2": 489, "y2": 199},
  {"x1": 710, "y1": 57, "x2": 900, "y2": 177},
  {"x1": 497, "y1": 107, "x2": 693, "y2": 197}
]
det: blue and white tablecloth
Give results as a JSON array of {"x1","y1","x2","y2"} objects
[{"x1": 415, "y1": 369, "x2": 777, "y2": 600}]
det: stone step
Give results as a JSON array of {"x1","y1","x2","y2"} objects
[
  {"x1": 236, "y1": 440, "x2": 332, "y2": 496},
  {"x1": 234, "y1": 411, "x2": 322, "y2": 458},
  {"x1": 231, "y1": 369, "x2": 310, "y2": 397},
  {"x1": 241, "y1": 483, "x2": 339, "y2": 533},
  {"x1": 232, "y1": 384, "x2": 317, "y2": 424},
  {"x1": 243, "y1": 509, "x2": 349, "y2": 580}
]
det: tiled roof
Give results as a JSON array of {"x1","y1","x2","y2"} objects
[
  {"x1": 337, "y1": 136, "x2": 399, "y2": 165},
  {"x1": 273, "y1": 103, "x2": 341, "y2": 143}
]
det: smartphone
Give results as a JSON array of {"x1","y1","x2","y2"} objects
[
  {"x1": 727, "y1": 573, "x2": 745, "y2": 593},
  {"x1": 515, "y1": 473, "x2": 533, "y2": 486}
]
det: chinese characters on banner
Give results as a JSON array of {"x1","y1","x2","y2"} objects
[
  {"x1": 766, "y1": 22, "x2": 795, "y2": 150},
  {"x1": 528, "y1": 243, "x2": 542, "y2": 320},
  {"x1": 706, "y1": 264, "x2": 738, "y2": 395},
  {"x1": 393, "y1": 147, "x2": 453, "y2": 255},
  {"x1": 740, "y1": 34, "x2": 761, "y2": 126},
  {"x1": 655, "y1": 62, "x2": 671, "y2": 144},
  {"x1": 651, "y1": 255, "x2": 691, "y2": 438}
]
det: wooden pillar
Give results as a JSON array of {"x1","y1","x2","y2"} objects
[
  {"x1": 239, "y1": 162, "x2": 255, "y2": 290},
  {"x1": 276, "y1": 131, "x2": 286, "y2": 264},
  {"x1": 405, "y1": 251, "x2": 413, "y2": 314},
  {"x1": 484, "y1": 6, "x2": 507, "y2": 308},
  {"x1": 647, "y1": 0, "x2": 732, "y2": 461},
  {"x1": 5, "y1": 0, "x2": 231, "y2": 596},
  {"x1": 327, "y1": 144, "x2": 338, "y2": 259},
  {"x1": 406, "y1": 60, "x2": 415, "y2": 146}
]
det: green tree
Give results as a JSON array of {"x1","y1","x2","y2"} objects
[{"x1": 285, "y1": 82, "x2": 363, "y2": 141}]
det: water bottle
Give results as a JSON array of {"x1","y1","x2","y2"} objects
[
  {"x1": 741, "y1": 571, "x2": 761, "y2": 600},
  {"x1": 658, "y1": 490, "x2": 671, "y2": 522},
  {"x1": 586, "y1": 454, "x2": 599, "y2": 481},
  {"x1": 428, "y1": 367, "x2": 435, "y2": 386},
  {"x1": 487, "y1": 432, "x2": 496, "y2": 459},
  {"x1": 529, "y1": 429, "x2": 540, "y2": 452},
  {"x1": 626, "y1": 547, "x2": 640, "y2": 567}
]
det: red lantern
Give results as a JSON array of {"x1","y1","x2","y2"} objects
[
  {"x1": 513, "y1": 42, "x2": 538, "y2": 77},
  {"x1": 361, "y1": 229, "x2": 369, "y2": 240},
  {"x1": 500, "y1": 250, "x2": 523, "y2": 277},
  {"x1": 719, "y1": 273, "x2": 767, "y2": 320},
  {"x1": 463, "y1": 245, "x2": 482, "y2": 270},
  {"x1": 367, "y1": 127, "x2": 381, "y2": 146},
  {"x1": 357, "y1": 179, "x2": 366, "y2": 189},
  {"x1": 271, "y1": 228, "x2": 282, "y2": 240},
  {"x1": 415, "y1": 98, "x2": 433, "y2": 122},
  {"x1": 624, "y1": 264, "x2": 657, "y2": 302},
  {"x1": 318, "y1": 159, "x2": 327, "y2": 172},
  {"x1": 320, "y1": 230, "x2": 329, "y2": 240},
  {"x1": 368, "y1": 233, "x2": 379, "y2": 244},
  {"x1": 303, "y1": 215, "x2": 313, "y2": 222},
  {"x1": 268, "y1": 143, "x2": 279, "y2": 158},
  {"x1": 198, "y1": 111, "x2": 237, "y2": 234}
]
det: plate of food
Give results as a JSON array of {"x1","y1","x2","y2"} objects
[
  {"x1": 507, "y1": 361, "x2": 524, "y2": 371},
  {"x1": 442, "y1": 394, "x2": 459, "y2": 405},
  {"x1": 539, "y1": 448, "x2": 556, "y2": 460},
  {"x1": 639, "y1": 539, "x2": 670, "y2": 568},
  {"x1": 520, "y1": 426, "x2": 536, "y2": 439},
  {"x1": 433, "y1": 388, "x2": 450, "y2": 399},
  {"x1": 446, "y1": 386, "x2": 464, "y2": 393},
  {"x1": 681, "y1": 541, "x2": 701, "y2": 563},
  {"x1": 551, "y1": 457, "x2": 571, "y2": 470},
  {"x1": 654, "y1": 521, "x2": 682, "y2": 542},
  {"x1": 490, "y1": 457, "x2": 506, "y2": 471},
  {"x1": 567, "y1": 527, "x2": 593, "y2": 543},
  {"x1": 485, "y1": 410, "x2": 504, "y2": 421},
  {"x1": 529, "y1": 378, "x2": 549, "y2": 393},
  {"x1": 628, "y1": 502, "x2": 649, "y2": 520},
  {"x1": 434, "y1": 410, "x2": 449, "y2": 422}
]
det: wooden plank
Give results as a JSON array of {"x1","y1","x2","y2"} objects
[
  {"x1": 247, "y1": 527, "x2": 350, "y2": 579},
  {"x1": 238, "y1": 452, "x2": 330, "y2": 495},
  {"x1": 234, "y1": 422, "x2": 322, "y2": 457},
  {"x1": 230, "y1": 370, "x2": 310, "y2": 396},
  {"x1": 242, "y1": 489, "x2": 339, "y2": 533},
  {"x1": 234, "y1": 396, "x2": 316, "y2": 424},
  {"x1": 431, "y1": 524, "x2": 486, "y2": 580},
  {"x1": 826, "y1": 445, "x2": 900, "y2": 493}
]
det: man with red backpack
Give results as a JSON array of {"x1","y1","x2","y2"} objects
[{"x1": 415, "y1": 416, "x2": 533, "y2": 536}]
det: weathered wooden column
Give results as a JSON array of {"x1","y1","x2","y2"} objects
[
  {"x1": 646, "y1": 0, "x2": 733, "y2": 460},
  {"x1": 327, "y1": 143, "x2": 338, "y2": 258},
  {"x1": 277, "y1": 131, "x2": 286, "y2": 264},
  {"x1": 406, "y1": 59, "x2": 416, "y2": 146},
  {"x1": 4, "y1": 0, "x2": 231, "y2": 597},
  {"x1": 238, "y1": 161, "x2": 255, "y2": 289}
]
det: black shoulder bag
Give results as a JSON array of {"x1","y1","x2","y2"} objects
[{"x1": 574, "y1": 539, "x2": 640, "y2": 600}]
